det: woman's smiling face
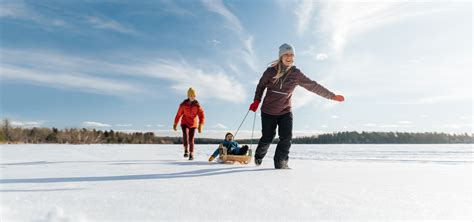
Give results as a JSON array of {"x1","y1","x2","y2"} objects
[{"x1": 281, "y1": 53, "x2": 294, "y2": 66}]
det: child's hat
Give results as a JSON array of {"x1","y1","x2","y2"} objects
[
  {"x1": 225, "y1": 132, "x2": 234, "y2": 137},
  {"x1": 187, "y1": 87, "x2": 196, "y2": 97}
]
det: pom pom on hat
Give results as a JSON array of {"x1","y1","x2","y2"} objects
[{"x1": 187, "y1": 87, "x2": 196, "y2": 97}]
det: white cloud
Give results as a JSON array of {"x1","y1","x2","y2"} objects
[
  {"x1": 159, "y1": 0, "x2": 195, "y2": 16},
  {"x1": 241, "y1": 35, "x2": 258, "y2": 71},
  {"x1": 202, "y1": 0, "x2": 259, "y2": 71},
  {"x1": 145, "y1": 124, "x2": 153, "y2": 128},
  {"x1": 0, "y1": 65, "x2": 144, "y2": 97},
  {"x1": 301, "y1": 46, "x2": 329, "y2": 61},
  {"x1": 115, "y1": 124, "x2": 132, "y2": 127},
  {"x1": 156, "y1": 124, "x2": 165, "y2": 127},
  {"x1": 398, "y1": 121, "x2": 414, "y2": 124},
  {"x1": 0, "y1": 1, "x2": 67, "y2": 27},
  {"x1": 294, "y1": 0, "x2": 315, "y2": 35},
  {"x1": 291, "y1": 82, "x2": 342, "y2": 110},
  {"x1": 0, "y1": 2, "x2": 27, "y2": 17},
  {"x1": 438, "y1": 124, "x2": 472, "y2": 129},
  {"x1": 331, "y1": 115, "x2": 339, "y2": 119},
  {"x1": 292, "y1": 129, "x2": 327, "y2": 137},
  {"x1": 312, "y1": 43, "x2": 471, "y2": 108},
  {"x1": 85, "y1": 16, "x2": 136, "y2": 34},
  {"x1": 387, "y1": 91, "x2": 473, "y2": 105},
  {"x1": 364, "y1": 123, "x2": 377, "y2": 127},
  {"x1": 414, "y1": 94, "x2": 472, "y2": 105},
  {"x1": 128, "y1": 58, "x2": 248, "y2": 103},
  {"x1": 202, "y1": 0, "x2": 243, "y2": 32},
  {"x1": 1, "y1": 49, "x2": 246, "y2": 103},
  {"x1": 320, "y1": 125, "x2": 328, "y2": 128},
  {"x1": 83, "y1": 121, "x2": 111, "y2": 128},
  {"x1": 208, "y1": 39, "x2": 222, "y2": 46},
  {"x1": 380, "y1": 124, "x2": 400, "y2": 128},
  {"x1": 321, "y1": 101, "x2": 339, "y2": 110},
  {"x1": 212, "y1": 123, "x2": 227, "y2": 129},
  {"x1": 227, "y1": 63, "x2": 240, "y2": 75},
  {"x1": 1, "y1": 49, "x2": 146, "y2": 97},
  {"x1": 316, "y1": 53, "x2": 329, "y2": 61},
  {"x1": 2, "y1": 2, "x2": 138, "y2": 34},
  {"x1": 292, "y1": 87, "x2": 317, "y2": 110},
  {"x1": 380, "y1": 124, "x2": 415, "y2": 128},
  {"x1": 10, "y1": 121, "x2": 43, "y2": 128},
  {"x1": 408, "y1": 59, "x2": 422, "y2": 64},
  {"x1": 311, "y1": 2, "x2": 456, "y2": 54}
]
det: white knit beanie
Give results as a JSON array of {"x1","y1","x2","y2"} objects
[{"x1": 279, "y1": 43, "x2": 295, "y2": 58}]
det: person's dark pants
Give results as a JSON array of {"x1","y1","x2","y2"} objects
[
  {"x1": 231, "y1": 145, "x2": 249, "y2": 155},
  {"x1": 181, "y1": 125, "x2": 196, "y2": 153},
  {"x1": 254, "y1": 112, "x2": 293, "y2": 168}
]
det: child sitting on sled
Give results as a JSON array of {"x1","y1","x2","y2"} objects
[{"x1": 208, "y1": 132, "x2": 249, "y2": 162}]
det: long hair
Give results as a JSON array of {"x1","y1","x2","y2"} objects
[{"x1": 269, "y1": 58, "x2": 291, "y2": 84}]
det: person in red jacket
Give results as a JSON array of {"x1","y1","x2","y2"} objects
[
  {"x1": 173, "y1": 87, "x2": 205, "y2": 160},
  {"x1": 249, "y1": 43, "x2": 345, "y2": 169}
]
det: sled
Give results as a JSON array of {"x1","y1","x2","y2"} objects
[{"x1": 218, "y1": 144, "x2": 252, "y2": 164}]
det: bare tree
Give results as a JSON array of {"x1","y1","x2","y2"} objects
[{"x1": 2, "y1": 118, "x2": 12, "y2": 142}]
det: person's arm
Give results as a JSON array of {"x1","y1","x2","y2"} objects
[
  {"x1": 234, "y1": 141, "x2": 241, "y2": 149},
  {"x1": 253, "y1": 69, "x2": 271, "y2": 102},
  {"x1": 297, "y1": 71, "x2": 336, "y2": 100},
  {"x1": 250, "y1": 68, "x2": 272, "y2": 111},
  {"x1": 173, "y1": 105, "x2": 184, "y2": 130},
  {"x1": 197, "y1": 105, "x2": 205, "y2": 133}
]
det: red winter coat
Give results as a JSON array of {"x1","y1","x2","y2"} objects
[{"x1": 174, "y1": 99, "x2": 205, "y2": 128}]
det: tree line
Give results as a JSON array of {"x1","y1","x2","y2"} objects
[
  {"x1": 278, "y1": 131, "x2": 471, "y2": 144},
  {"x1": 1, "y1": 119, "x2": 472, "y2": 144}
]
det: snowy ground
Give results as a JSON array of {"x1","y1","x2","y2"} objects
[{"x1": 1, "y1": 144, "x2": 472, "y2": 221}]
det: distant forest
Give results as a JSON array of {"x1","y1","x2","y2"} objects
[{"x1": 1, "y1": 119, "x2": 472, "y2": 144}]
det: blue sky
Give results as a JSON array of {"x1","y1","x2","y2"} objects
[{"x1": 1, "y1": 0, "x2": 472, "y2": 138}]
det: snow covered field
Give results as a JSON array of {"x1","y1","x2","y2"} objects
[{"x1": 1, "y1": 144, "x2": 472, "y2": 221}]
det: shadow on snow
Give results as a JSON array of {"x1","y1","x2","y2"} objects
[{"x1": 0, "y1": 167, "x2": 274, "y2": 184}]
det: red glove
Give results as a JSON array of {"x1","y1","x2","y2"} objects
[
  {"x1": 332, "y1": 95, "x2": 345, "y2": 102},
  {"x1": 249, "y1": 100, "x2": 260, "y2": 112}
]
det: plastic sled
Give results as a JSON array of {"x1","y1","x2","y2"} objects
[{"x1": 218, "y1": 145, "x2": 252, "y2": 164}]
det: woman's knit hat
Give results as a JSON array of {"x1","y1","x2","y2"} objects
[{"x1": 279, "y1": 43, "x2": 295, "y2": 58}]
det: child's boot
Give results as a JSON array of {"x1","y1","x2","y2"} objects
[
  {"x1": 208, "y1": 155, "x2": 215, "y2": 162},
  {"x1": 183, "y1": 147, "x2": 189, "y2": 158}
]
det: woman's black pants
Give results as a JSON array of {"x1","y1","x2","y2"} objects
[{"x1": 254, "y1": 112, "x2": 293, "y2": 167}]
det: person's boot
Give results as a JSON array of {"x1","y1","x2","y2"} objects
[
  {"x1": 274, "y1": 160, "x2": 290, "y2": 169},
  {"x1": 188, "y1": 153, "x2": 194, "y2": 160},
  {"x1": 255, "y1": 157, "x2": 262, "y2": 166},
  {"x1": 208, "y1": 155, "x2": 215, "y2": 162},
  {"x1": 240, "y1": 145, "x2": 249, "y2": 155},
  {"x1": 183, "y1": 146, "x2": 189, "y2": 158}
]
